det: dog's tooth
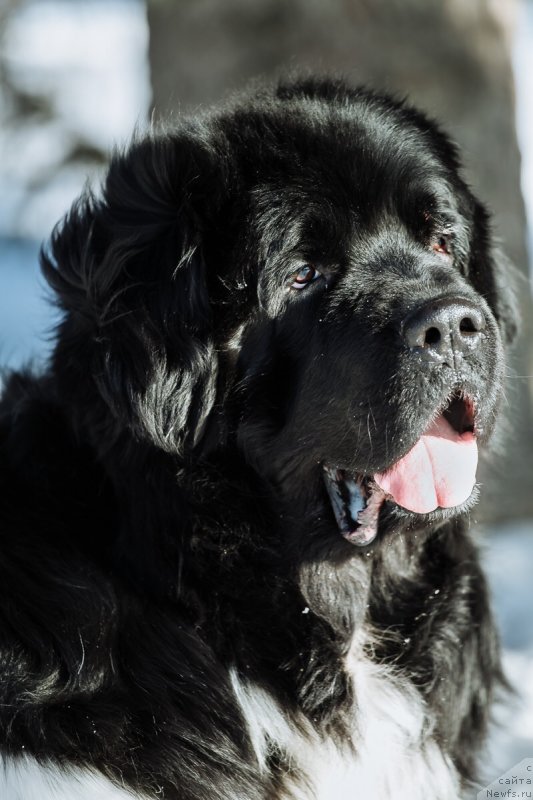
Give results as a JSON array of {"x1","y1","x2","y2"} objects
[
  {"x1": 345, "y1": 475, "x2": 367, "y2": 522},
  {"x1": 323, "y1": 467, "x2": 369, "y2": 538},
  {"x1": 323, "y1": 466, "x2": 351, "y2": 535}
]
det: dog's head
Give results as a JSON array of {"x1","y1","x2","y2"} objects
[{"x1": 43, "y1": 78, "x2": 517, "y2": 548}]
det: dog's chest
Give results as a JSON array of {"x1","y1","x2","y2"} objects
[
  {"x1": 0, "y1": 757, "x2": 136, "y2": 800},
  {"x1": 231, "y1": 657, "x2": 460, "y2": 800},
  {"x1": 1, "y1": 660, "x2": 460, "y2": 800}
]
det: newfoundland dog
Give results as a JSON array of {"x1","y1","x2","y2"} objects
[{"x1": 0, "y1": 78, "x2": 517, "y2": 799}]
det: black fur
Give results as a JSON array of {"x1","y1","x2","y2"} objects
[{"x1": 0, "y1": 78, "x2": 516, "y2": 797}]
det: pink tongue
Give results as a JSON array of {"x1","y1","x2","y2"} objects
[{"x1": 374, "y1": 415, "x2": 478, "y2": 514}]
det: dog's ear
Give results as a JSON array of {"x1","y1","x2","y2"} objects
[
  {"x1": 42, "y1": 133, "x2": 225, "y2": 454},
  {"x1": 468, "y1": 199, "x2": 520, "y2": 346}
]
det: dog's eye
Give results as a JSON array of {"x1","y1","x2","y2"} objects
[
  {"x1": 290, "y1": 265, "x2": 322, "y2": 290},
  {"x1": 432, "y1": 233, "x2": 452, "y2": 257}
]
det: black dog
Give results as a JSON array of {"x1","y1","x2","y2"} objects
[{"x1": 0, "y1": 78, "x2": 517, "y2": 799}]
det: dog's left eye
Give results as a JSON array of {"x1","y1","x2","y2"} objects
[
  {"x1": 432, "y1": 233, "x2": 453, "y2": 257},
  {"x1": 290, "y1": 265, "x2": 322, "y2": 290}
]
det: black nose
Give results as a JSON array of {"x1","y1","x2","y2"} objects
[{"x1": 402, "y1": 297, "x2": 485, "y2": 362}]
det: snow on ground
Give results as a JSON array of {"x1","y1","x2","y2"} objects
[{"x1": 480, "y1": 521, "x2": 533, "y2": 787}]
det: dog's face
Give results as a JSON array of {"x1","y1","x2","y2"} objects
[{"x1": 44, "y1": 79, "x2": 517, "y2": 550}]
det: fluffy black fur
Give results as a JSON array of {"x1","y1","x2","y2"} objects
[{"x1": 0, "y1": 77, "x2": 517, "y2": 798}]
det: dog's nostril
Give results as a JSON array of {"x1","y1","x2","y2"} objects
[
  {"x1": 424, "y1": 327, "x2": 441, "y2": 346},
  {"x1": 459, "y1": 316, "x2": 478, "y2": 335}
]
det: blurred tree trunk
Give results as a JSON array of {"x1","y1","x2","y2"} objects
[{"x1": 147, "y1": 0, "x2": 533, "y2": 522}]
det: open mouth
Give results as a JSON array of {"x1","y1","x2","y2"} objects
[{"x1": 323, "y1": 392, "x2": 478, "y2": 546}]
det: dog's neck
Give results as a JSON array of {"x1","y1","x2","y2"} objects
[{"x1": 96, "y1": 432, "x2": 499, "y2": 766}]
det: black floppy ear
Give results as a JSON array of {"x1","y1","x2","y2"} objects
[
  {"x1": 42, "y1": 133, "x2": 224, "y2": 454},
  {"x1": 468, "y1": 199, "x2": 520, "y2": 346}
]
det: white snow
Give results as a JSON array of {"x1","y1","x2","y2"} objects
[
  {"x1": 0, "y1": 0, "x2": 150, "y2": 238},
  {"x1": 480, "y1": 521, "x2": 533, "y2": 786}
]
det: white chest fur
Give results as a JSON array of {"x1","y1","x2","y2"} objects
[
  {"x1": 1, "y1": 659, "x2": 461, "y2": 800},
  {"x1": 230, "y1": 653, "x2": 461, "y2": 800},
  {"x1": 0, "y1": 757, "x2": 139, "y2": 800}
]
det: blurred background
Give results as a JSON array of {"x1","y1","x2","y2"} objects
[{"x1": 0, "y1": 0, "x2": 531, "y2": 789}]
